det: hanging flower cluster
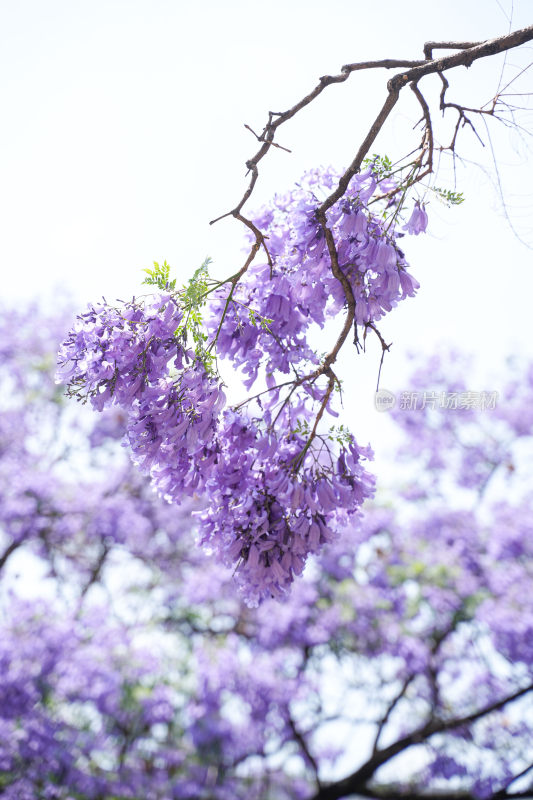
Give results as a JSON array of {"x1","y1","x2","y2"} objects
[
  {"x1": 57, "y1": 293, "x2": 225, "y2": 500},
  {"x1": 207, "y1": 166, "x2": 421, "y2": 388},
  {"x1": 58, "y1": 165, "x2": 427, "y2": 604}
]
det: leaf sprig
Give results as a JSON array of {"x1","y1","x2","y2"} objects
[
  {"x1": 142, "y1": 260, "x2": 176, "y2": 291},
  {"x1": 430, "y1": 186, "x2": 465, "y2": 206},
  {"x1": 173, "y1": 258, "x2": 216, "y2": 374},
  {"x1": 363, "y1": 154, "x2": 393, "y2": 180}
]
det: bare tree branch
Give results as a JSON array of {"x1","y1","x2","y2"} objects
[
  {"x1": 287, "y1": 712, "x2": 322, "y2": 791},
  {"x1": 388, "y1": 26, "x2": 533, "y2": 87},
  {"x1": 352, "y1": 785, "x2": 533, "y2": 800},
  {"x1": 0, "y1": 538, "x2": 23, "y2": 571},
  {"x1": 371, "y1": 674, "x2": 415, "y2": 755},
  {"x1": 211, "y1": 24, "x2": 533, "y2": 231},
  {"x1": 311, "y1": 681, "x2": 533, "y2": 800},
  {"x1": 494, "y1": 760, "x2": 533, "y2": 798},
  {"x1": 207, "y1": 22, "x2": 533, "y2": 492},
  {"x1": 423, "y1": 40, "x2": 483, "y2": 60}
]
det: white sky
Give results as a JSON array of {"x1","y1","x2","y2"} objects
[{"x1": 1, "y1": 0, "x2": 532, "y2": 462}]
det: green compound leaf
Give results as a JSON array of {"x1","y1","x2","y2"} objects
[
  {"x1": 430, "y1": 186, "x2": 465, "y2": 206},
  {"x1": 142, "y1": 260, "x2": 177, "y2": 291}
]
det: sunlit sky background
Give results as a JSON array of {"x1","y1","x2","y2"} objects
[{"x1": 1, "y1": 0, "x2": 532, "y2": 468}]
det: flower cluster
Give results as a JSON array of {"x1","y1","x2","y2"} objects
[
  {"x1": 198, "y1": 410, "x2": 374, "y2": 605},
  {"x1": 57, "y1": 293, "x2": 225, "y2": 501},
  {"x1": 57, "y1": 167, "x2": 427, "y2": 603},
  {"x1": 57, "y1": 293, "x2": 182, "y2": 409},
  {"x1": 206, "y1": 166, "x2": 422, "y2": 388},
  {"x1": 58, "y1": 291, "x2": 375, "y2": 602}
]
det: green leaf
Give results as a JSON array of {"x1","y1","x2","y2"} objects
[
  {"x1": 174, "y1": 257, "x2": 216, "y2": 375},
  {"x1": 430, "y1": 186, "x2": 465, "y2": 206},
  {"x1": 141, "y1": 260, "x2": 176, "y2": 290},
  {"x1": 362, "y1": 154, "x2": 393, "y2": 180}
]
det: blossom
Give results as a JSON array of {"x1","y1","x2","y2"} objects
[
  {"x1": 56, "y1": 166, "x2": 428, "y2": 603},
  {"x1": 402, "y1": 201, "x2": 428, "y2": 235}
]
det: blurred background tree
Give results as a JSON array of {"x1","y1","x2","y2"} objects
[{"x1": 2, "y1": 307, "x2": 533, "y2": 800}]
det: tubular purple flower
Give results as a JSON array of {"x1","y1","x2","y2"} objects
[{"x1": 402, "y1": 201, "x2": 428, "y2": 235}]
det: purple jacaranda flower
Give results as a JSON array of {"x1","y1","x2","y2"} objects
[{"x1": 402, "y1": 201, "x2": 428, "y2": 235}]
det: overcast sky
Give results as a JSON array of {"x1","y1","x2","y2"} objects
[{"x1": 1, "y1": 0, "x2": 532, "y2": 461}]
